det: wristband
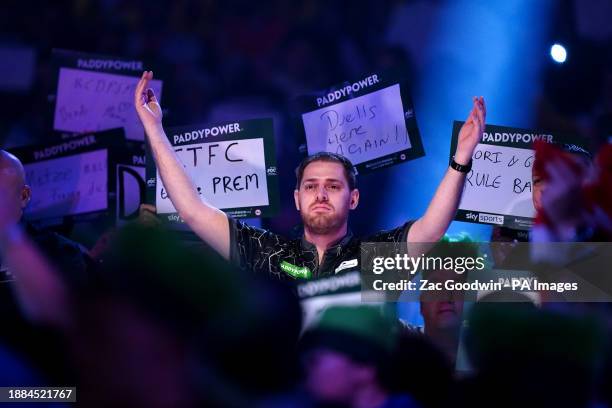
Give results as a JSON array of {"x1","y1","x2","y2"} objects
[{"x1": 450, "y1": 157, "x2": 472, "y2": 173}]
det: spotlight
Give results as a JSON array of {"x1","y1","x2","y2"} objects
[{"x1": 550, "y1": 44, "x2": 567, "y2": 63}]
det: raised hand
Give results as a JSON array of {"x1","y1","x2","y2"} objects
[
  {"x1": 134, "y1": 71, "x2": 163, "y2": 129},
  {"x1": 455, "y1": 96, "x2": 486, "y2": 165}
]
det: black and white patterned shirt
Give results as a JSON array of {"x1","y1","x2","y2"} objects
[{"x1": 229, "y1": 218, "x2": 413, "y2": 281}]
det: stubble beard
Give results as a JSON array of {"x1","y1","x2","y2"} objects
[{"x1": 301, "y1": 209, "x2": 345, "y2": 235}]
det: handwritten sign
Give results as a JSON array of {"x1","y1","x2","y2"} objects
[
  {"x1": 297, "y1": 72, "x2": 424, "y2": 173},
  {"x1": 9, "y1": 129, "x2": 125, "y2": 225},
  {"x1": 461, "y1": 144, "x2": 535, "y2": 220},
  {"x1": 450, "y1": 122, "x2": 589, "y2": 230},
  {"x1": 147, "y1": 118, "x2": 279, "y2": 221},
  {"x1": 25, "y1": 149, "x2": 108, "y2": 220},
  {"x1": 53, "y1": 68, "x2": 162, "y2": 140},
  {"x1": 156, "y1": 138, "x2": 268, "y2": 212}
]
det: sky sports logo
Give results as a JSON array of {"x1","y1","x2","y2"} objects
[
  {"x1": 478, "y1": 213, "x2": 504, "y2": 225},
  {"x1": 465, "y1": 212, "x2": 504, "y2": 225}
]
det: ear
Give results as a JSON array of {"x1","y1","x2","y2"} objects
[
  {"x1": 294, "y1": 189, "x2": 300, "y2": 211},
  {"x1": 349, "y1": 188, "x2": 359, "y2": 210},
  {"x1": 19, "y1": 185, "x2": 31, "y2": 210}
]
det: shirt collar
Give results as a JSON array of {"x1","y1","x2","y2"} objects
[{"x1": 300, "y1": 229, "x2": 354, "y2": 252}]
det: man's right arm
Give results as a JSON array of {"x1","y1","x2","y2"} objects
[{"x1": 134, "y1": 71, "x2": 230, "y2": 259}]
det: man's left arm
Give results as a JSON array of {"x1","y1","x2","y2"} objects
[{"x1": 408, "y1": 97, "x2": 486, "y2": 243}]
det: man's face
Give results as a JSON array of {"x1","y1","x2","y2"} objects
[
  {"x1": 294, "y1": 161, "x2": 358, "y2": 235},
  {"x1": 421, "y1": 299, "x2": 464, "y2": 332},
  {"x1": 420, "y1": 269, "x2": 464, "y2": 331}
]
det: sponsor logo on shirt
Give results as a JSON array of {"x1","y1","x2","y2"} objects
[
  {"x1": 334, "y1": 259, "x2": 358, "y2": 274},
  {"x1": 280, "y1": 261, "x2": 312, "y2": 279}
]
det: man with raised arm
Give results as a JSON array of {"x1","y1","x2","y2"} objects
[{"x1": 135, "y1": 71, "x2": 486, "y2": 279}]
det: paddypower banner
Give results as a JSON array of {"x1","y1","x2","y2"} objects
[
  {"x1": 51, "y1": 49, "x2": 162, "y2": 141},
  {"x1": 8, "y1": 129, "x2": 125, "y2": 225},
  {"x1": 146, "y1": 118, "x2": 280, "y2": 223},
  {"x1": 296, "y1": 70, "x2": 424, "y2": 174},
  {"x1": 449, "y1": 123, "x2": 589, "y2": 230}
]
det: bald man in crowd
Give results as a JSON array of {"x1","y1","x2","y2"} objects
[
  {"x1": 0, "y1": 150, "x2": 91, "y2": 320},
  {"x1": 0, "y1": 150, "x2": 91, "y2": 286},
  {"x1": 0, "y1": 150, "x2": 33, "y2": 284},
  {"x1": 0, "y1": 149, "x2": 92, "y2": 383},
  {"x1": 0, "y1": 151, "x2": 31, "y2": 229}
]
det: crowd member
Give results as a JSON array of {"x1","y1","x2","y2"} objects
[
  {"x1": 0, "y1": 150, "x2": 92, "y2": 324},
  {"x1": 0, "y1": 150, "x2": 93, "y2": 385},
  {"x1": 460, "y1": 297, "x2": 606, "y2": 408},
  {"x1": 0, "y1": 150, "x2": 91, "y2": 288},
  {"x1": 0, "y1": 200, "x2": 304, "y2": 407},
  {"x1": 417, "y1": 239, "x2": 480, "y2": 365},
  {"x1": 0, "y1": 150, "x2": 305, "y2": 406},
  {"x1": 384, "y1": 331, "x2": 454, "y2": 408},
  {"x1": 490, "y1": 142, "x2": 603, "y2": 269},
  {"x1": 134, "y1": 71, "x2": 486, "y2": 280},
  {"x1": 300, "y1": 305, "x2": 421, "y2": 408},
  {"x1": 532, "y1": 141, "x2": 612, "y2": 242}
]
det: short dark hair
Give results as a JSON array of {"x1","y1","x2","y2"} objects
[{"x1": 295, "y1": 152, "x2": 357, "y2": 190}]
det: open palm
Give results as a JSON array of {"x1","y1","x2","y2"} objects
[
  {"x1": 134, "y1": 71, "x2": 163, "y2": 128},
  {"x1": 455, "y1": 96, "x2": 486, "y2": 164}
]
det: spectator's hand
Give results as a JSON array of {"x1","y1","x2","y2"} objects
[
  {"x1": 137, "y1": 203, "x2": 161, "y2": 228},
  {"x1": 455, "y1": 96, "x2": 486, "y2": 165},
  {"x1": 134, "y1": 71, "x2": 163, "y2": 129}
]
